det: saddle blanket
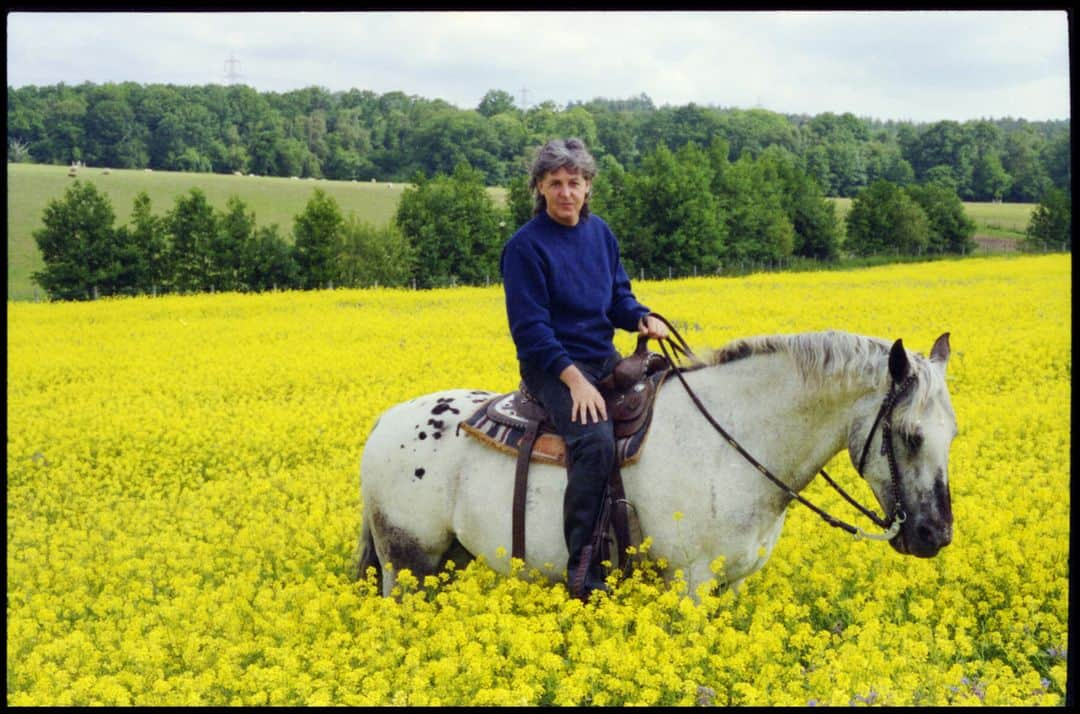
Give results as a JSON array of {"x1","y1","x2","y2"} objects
[{"x1": 458, "y1": 392, "x2": 654, "y2": 468}]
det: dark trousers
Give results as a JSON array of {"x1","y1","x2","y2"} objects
[{"x1": 520, "y1": 355, "x2": 617, "y2": 596}]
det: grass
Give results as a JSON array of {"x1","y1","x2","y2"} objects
[
  {"x1": 7, "y1": 163, "x2": 411, "y2": 300},
  {"x1": 7, "y1": 162, "x2": 1035, "y2": 301},
  {"x1": 828, "y1": 196, "x2": 1034, "y2": 241}
]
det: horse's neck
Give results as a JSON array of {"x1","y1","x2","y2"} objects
[{"x1": 679, "y1": 350, "x2": 878, "y2": 491}]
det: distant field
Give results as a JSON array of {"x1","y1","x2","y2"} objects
[
  {"x1": 7, "y1": 163, "x2": 1034, "y2": 300},
  {"x1": 7, "y1": 163, "x2": 416, "y2": 300},
  {"x1": 829, "y1": 196, "x2": 1033, "y2": 243}
]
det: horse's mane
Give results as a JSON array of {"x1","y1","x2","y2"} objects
[{"x1": 705, "y1": 330, "x2": 946, "y2": 427}]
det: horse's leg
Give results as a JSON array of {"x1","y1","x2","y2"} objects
[
  {"x1": 355, "y1": 510, "x2": 382, "y2": 590},
  {"x1": 369, "y1": 506, "x2": 455, "y2": 598},
  {"x1": 437, "y1": 537, "x2": 475, "y2": 573}
]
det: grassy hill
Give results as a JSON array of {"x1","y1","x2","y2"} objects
[
  {"x1": 7, "y1": 163, "x2": 1034, "y2": 301},
  {"x1": 7, "y1": 163, "x2": 418, "y2": 300}
]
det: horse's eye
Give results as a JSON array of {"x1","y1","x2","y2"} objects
[{"x1": 901, "y1": 431, "x2": 924, "y2": 452}]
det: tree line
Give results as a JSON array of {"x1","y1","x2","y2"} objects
[
  {"x1": 30, "y1": 138, "x2": 1070, "y2": 301},
  {"x1": 7, "y1": 83, "x2": 1071, "y2": 203}
]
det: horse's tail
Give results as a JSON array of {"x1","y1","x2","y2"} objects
[{"x1": 355, "y1": 508, "x2": 382, "y2": 592}]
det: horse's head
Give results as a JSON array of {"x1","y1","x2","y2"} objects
[{"x1": 848, "y1": 333, "x2": 956, "y2": 558}]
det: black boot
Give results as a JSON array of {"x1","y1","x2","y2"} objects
[{"x1": 565, "y1": 477, "x2": 610, "y2": 602}]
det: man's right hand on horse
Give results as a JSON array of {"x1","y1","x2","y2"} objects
[{"x1": 560, "y1": 364, "x2": 607, "y2": 424}]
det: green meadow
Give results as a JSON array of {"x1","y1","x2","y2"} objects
[{"x1": 7, "y1": 163, "x2": 1034, "y2": 301}]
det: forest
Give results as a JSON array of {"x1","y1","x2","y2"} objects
[{"x1": 7, "y1": 83, "x2": 1071, "y2": 202}]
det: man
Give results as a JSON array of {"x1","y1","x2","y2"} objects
[{"x1": 500, "y1": 138, "x2": 667, "y2": 601}]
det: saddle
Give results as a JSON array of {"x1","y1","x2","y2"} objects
[{"x1": 459, "y1": 336, "x2": 672, "y2": 570}]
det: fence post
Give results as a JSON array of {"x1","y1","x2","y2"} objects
[{"x1": 92, "y1": 285, "x2": 99, "y2": 300}]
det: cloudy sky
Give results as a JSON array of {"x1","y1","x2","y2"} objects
[{"x1": 6, "y1": 10, "x2": 1071, "y2": 123}]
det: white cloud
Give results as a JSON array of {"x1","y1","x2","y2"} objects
[{"x1": 6, "y1": 10, "x2": 1070, "y2": 122}]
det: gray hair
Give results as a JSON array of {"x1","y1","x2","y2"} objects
[{"x1": 528, "y1": 138, "x2": 597, "y2": 219}]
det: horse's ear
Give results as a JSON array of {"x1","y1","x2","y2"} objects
[
  {"x1": 930, "y1": 332, "x2": 951, "y2": 366},
  {"x1": 889, "y1": 339, "x2": 911, "y2": 382}
]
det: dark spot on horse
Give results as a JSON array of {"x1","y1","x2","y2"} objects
[
  {"x1": 418, "y1": 432, "x2": 427, "y2": 440},
  {"x1": 433, "y1": 432, "x2": 442, "y2": 439},
  {"x1": 427, "y1": 418, "x2": 445, "y2": 430},
  {"x1": 371, "y1": 509, "x2": 430, "y2": 574},
  {"x1": 414, "y1": 467, "x2": 425, "y2": 479},
  {"x1": 432, "y1": 402, "x2": 459, "y2": 415},
  {"x1": 400, "y1": 444, "x2": 405, "y2": 449}
]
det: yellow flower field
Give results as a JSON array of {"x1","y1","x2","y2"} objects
[{"x1": 7, "y1": 254, "x2": 1070, "y2": 705}]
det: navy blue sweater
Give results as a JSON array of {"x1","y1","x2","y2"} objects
[{"x1": 500, "y1": 212, "x2": 650, "y2": 378}]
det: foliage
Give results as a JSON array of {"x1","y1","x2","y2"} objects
[
  {"x1": 716, "y1": 154, "x2": 795, "y2": 263},
  {"x1": 6, "y1": 255, "x2": 1070, "y2": 705},
  {"x1": 31, "y1": 180, "x2": 135, "y2": 300},
  {"x1": 394, "y1": 163, "x2": 506, "y2": 288},
  {"x1": 338, "y1": 215, "x2": 415, "y2": 288},
  {"x1": 292, "y1": 188, "x2": 345, "y2": 289},
  {"x1": 504, "y1": 168, "x2": 534, "y2": 231},
  {"x1": 845, "y1": 180, "x2": 930, "y2": 256},
  {"x1": 6, "y1": 83, "x2": 1069, "y2": 199},
  {"x1": 164, "y1": 188, "x2": 218, "y2": 292},
  {"x1": 602, "y1": 142, "x2": 726, "y2": 276},
  {"x1": 1024, "y1": 188, "x2": 1071, "y2": 252},
  {"x1": 243, "y1": 224, "x2": 300, "y2": 292},
  {"x1": 905, "y1": 182, "x2": 977, "y2": 254}
]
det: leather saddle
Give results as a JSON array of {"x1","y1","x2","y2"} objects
[
  {"x1": 496, "y1": 336, "x2": 671, "y2": 567},
  {"x1": 487, "y1": 343, "x2": 668, "y2": 443}
]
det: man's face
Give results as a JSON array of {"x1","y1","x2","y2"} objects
[{"x1": 539, "y1": 166, "x2": 590, "y2": 227}]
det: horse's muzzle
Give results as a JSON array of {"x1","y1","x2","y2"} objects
[{"x1": 891, "y1": 516, "x2": 952, "y2": 558}]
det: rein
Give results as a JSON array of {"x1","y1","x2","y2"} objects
[{"x1": 647, "y1": 313, "x2": 908, "y2": 541}]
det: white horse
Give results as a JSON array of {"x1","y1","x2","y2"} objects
[{"x1": 356, "y1": 330, "x2": 956, "y2": 599}]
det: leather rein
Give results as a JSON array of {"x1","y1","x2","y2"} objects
[{"x1": 647, "y1": 313, "x2": 909, "y2": 541}]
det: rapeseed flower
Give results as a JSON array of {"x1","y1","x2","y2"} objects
[{"x1": 7, "y1": 255, "x2": 1069, "y2": 705}]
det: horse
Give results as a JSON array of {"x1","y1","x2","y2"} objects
[{"x1": 355, "y1": 330, "x2": 956, "y2": 599}]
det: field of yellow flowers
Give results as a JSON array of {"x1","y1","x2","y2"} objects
[{"x1": 7, "y1": 254, "x2": 1070, "y2": 705}]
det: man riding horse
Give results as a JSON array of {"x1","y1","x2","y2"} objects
[{"x1": 499, "y1": 138, "x2": 669, "y2": 602}]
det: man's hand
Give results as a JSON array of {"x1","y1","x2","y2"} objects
[
  {"x1": 638, "y1": 314, "x2": 669, "y2": 340},
  {"x1": 559, "y1": 364, "x2": 607, "y2": 424}
]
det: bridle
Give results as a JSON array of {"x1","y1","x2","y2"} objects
[{"x1": 648, "y1": 314, "x2": 911, "y2": 541}]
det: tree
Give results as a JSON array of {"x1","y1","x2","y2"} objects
[
  {"x1": 757, "y1": 146, "x2": 840, "y2": 260},
  {"x1": 338, "y1": 216, "x2": 416, "y2": 287},
  {"x1": 477, "y1": 89, "x2": 517, "y2": 118},
  {"x1": 599, "y1": 142, "x2": 726, "y2": 277},
  {"x1": 1003, "y1": 129, "x2": 1050, "y2": 202},
  {"x1": 240, "y1": 224, "x2": 298, "y2": 291},
  {"x1": 906, "y1": 182, "x2": 976, "y2": 254},
  {"x1": 394, "y1": 163, "x2": 504, "y2": 288},
  {"x1": 1025, "y1": 188, "x2": 1071, "y2": 252},
  {"x1": 211, "y1": 196, "x2": 258, "y2": 291},
  {"x1": 127, "y1": 191, "x2": 169, "y2": 292},
  {"x1": 845, "y1": 180, "x2": 930, "y2": 256},
  {"x1": 505, "y1": 169, "x2": 534, "y2": 230},
  {"x1": 971, "y1": 150, "x2": 1011, "y2": 202},
  {"x1": 164, "y1": 188, "x2": 218, "y2": 292},
  {"x1": 292, "y1": 188, "x2": 345, "y2": 289},
  {"x1": 31, "y1": 180, "x2": 131, "y2": 300},
  {"x1": 717, "y1": 154, "x2": 795, "y2": 263}
]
